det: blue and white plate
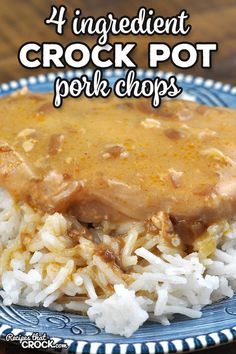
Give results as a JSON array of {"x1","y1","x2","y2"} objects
[{"x1": 0, "y1": 70, "x2": 236, "y2": 354}]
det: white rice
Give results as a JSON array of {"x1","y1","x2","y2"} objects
[
  {"x1": 87, "y1": 284, "x2": 149, "y2": 338},
  {"x1": 0, "y1": 188, "x2": 236, "y2": 337}
]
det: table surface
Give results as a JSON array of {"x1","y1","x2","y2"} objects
[{"x1": 0, "y1": 0, "x2": 236, "y2": 353}]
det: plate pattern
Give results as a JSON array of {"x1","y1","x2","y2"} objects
[{"x1": 0, "y1": 70, "x2": 236, "y2": 353}]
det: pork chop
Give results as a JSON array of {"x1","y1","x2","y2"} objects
[{"x1": 1, "y1": 92, "x2": 236, "y2": 242}]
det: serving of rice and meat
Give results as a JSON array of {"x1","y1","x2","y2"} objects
[{"x1": 1, "y1": 91, "x2": 236, "y2": 337}]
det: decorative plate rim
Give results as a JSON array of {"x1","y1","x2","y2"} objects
[
  {"x1": 0, "y1": 69, "x2": 236, "y2": 354},
  {"x1": 0, "y1": 322, "x2": 235, "y2": 354},
  {"x1": 0, "y1": 68, "x2": 236, "y2": 96}
]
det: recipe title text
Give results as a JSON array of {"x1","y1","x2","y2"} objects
[{"x1": 18, "y1": 6, "x2": 218, "y2": 108}]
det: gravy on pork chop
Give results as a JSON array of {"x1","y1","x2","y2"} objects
[{"x1": 0, "y1": 93, "x2": 236, "y2": 243}]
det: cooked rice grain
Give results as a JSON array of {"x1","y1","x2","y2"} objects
[{"x1": 0, "y1": 188, "x2": 236, "y2": 337}]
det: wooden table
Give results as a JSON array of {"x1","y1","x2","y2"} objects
[{"x1": 0, "y1": 0, "x2": 236, "y2": 353}]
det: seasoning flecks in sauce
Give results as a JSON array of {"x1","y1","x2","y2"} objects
[{"x1": 1, "y1": 93, "x2": 236, "y2": 242}]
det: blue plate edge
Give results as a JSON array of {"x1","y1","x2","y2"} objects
[{"x1": 0, "y1": 69, "x2": 236, "y2": 353}]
